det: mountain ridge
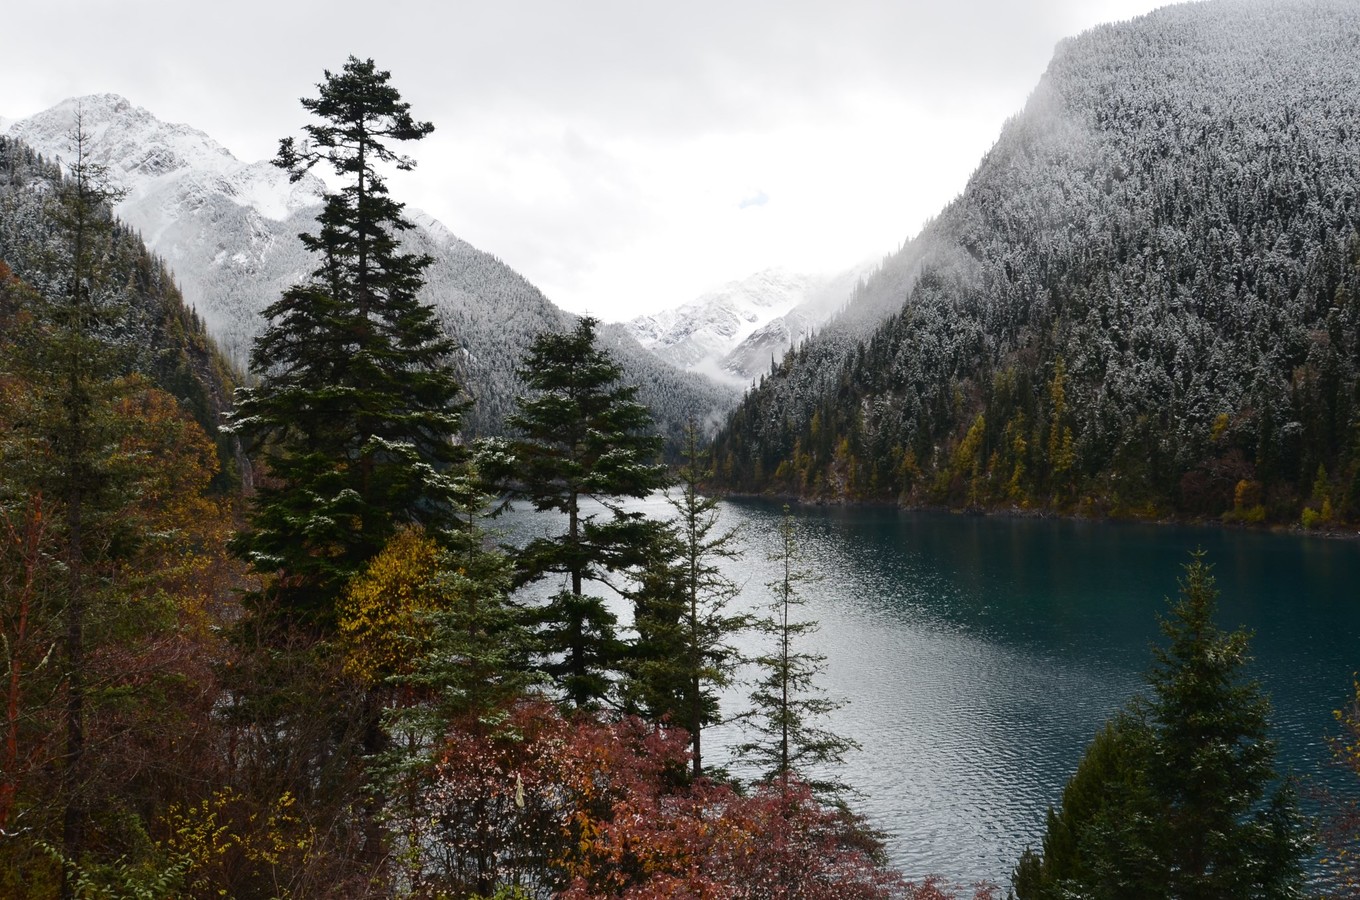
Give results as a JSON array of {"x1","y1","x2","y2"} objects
[{"x1": 3, "y1": 95, "x2": 736, "y2": 443}]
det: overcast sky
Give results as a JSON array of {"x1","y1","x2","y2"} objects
[{"x1": 2, "y1": 0, "x2": 1180, "y2": 321}]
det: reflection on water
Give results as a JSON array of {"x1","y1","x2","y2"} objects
[{"x1": 498, "y1": 496, "x2": 1360, "y2": 883}]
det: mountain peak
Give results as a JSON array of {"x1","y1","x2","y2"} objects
[
  {"x1": 10, "y1": 94, "x2": 325, "y2": 229},
  {"x1": 11, "y1": 93, "x2": 238, "y2": 181},
  {"x1": 622, "y1": 264, "x2": 871, "y2": 383}
]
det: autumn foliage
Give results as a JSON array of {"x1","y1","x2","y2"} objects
[{"x1": 390, "y1": 699, "x2": 907, "y2": 899}]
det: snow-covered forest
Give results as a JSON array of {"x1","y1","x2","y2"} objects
[{"x1": 715, "y1": 0, "x2": 1360, "y2": 526}]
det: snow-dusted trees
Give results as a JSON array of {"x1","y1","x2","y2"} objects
[
  {"x1": 505, "y1": 316, "x2": 668, "y2": 708},
  {"x1": 227, "y1": 57, "x2": 466, "y2": 626},
  {"x1": 712, "y1": 0, "x2": 1360, "y2": 526}
]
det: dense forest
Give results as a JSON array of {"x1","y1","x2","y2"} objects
[{"x1": 712, "y1": 0, "x2": 1360, "y2": 529}]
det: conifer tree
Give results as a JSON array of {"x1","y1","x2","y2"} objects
[
  {"x1": 506, "y1": 316, "x2": 667, "y2": 708},
  {"x1": 1143, "y1": 553, "x2": 1308, "y2": 899},
  {"x1": 227, "y1": 56, "x2": 466, "y2": 627},
  {"x1": 625, "y1": 422, "x2": 747, "y2": 778},
  {"x1": 1013, "y1": 553, "x2": 1308, "y2": 900},
  {"x1": 222, "y1": 56, "x2": 471, "y2": 880},
  {"x1": 33, "y1": 119, "x2": 129, "y2": 898},
  {"x1": 739, "y1": 507, "x2": 858, "y2": 798}
]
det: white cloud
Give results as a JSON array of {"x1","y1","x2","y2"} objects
[
  {"x1": 739, "y1": 190, "x2": 769, "y2": 210},
  {"x1": 0, "y1": 0, "x2": 1185, "y2": 319}
]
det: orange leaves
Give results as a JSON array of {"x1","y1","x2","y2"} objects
[{"x1": 112, "y1": 380, "x2": 236, "y2": 629}]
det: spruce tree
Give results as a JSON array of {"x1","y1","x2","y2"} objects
[
  {"x1": 624, "y1": 422, "x2": 747, "y2": 778},
  {"x1": 739, "y1": 507, "x2": 858, "y2": 798},
  {"x1": 227, "y1": 57, "x2": 466, "y2": 627},
  {"x1": 506, "y1": 316, "x2": 667, "y2": 708},
  {"x1": 1013, "y1": 553, "x2": 1309, "y2": 900},
  {"x1": 1143, "y1": 553, "x2": 1308, "y2": 899},
  {"x1": 33, "y1": 118, "x2": 130, "y2": 898}
]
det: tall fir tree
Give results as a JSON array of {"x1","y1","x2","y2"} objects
[
  {"x1": 505, "y1": 316, "x2": 668, "y2": 708},
  {"x1": 739, "y1": 507, "x2": 858, "y2": 798},
  {"x1": 1143, "y1": 553, "x2": 1308, "y2": 899},
  {"x1": 227, "y1": 56, "x2": 466, "y2": 628},
  {"x1": 222, "y1": 56, "x2": 470, "y2": 878},
  {"x1": 1013, "y1": 553, "x2": 1309, "y2": 900},
  {"x1": 624, "y1": 421, "x2": 747, "y2": 778},
  {"x1": 37, "y1": 119, "x2": 129, "y2": 898}
]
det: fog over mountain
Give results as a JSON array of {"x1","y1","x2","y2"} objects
[
  {"x1": 622, "y1": 264, "x2": 877, "y2": 386},
  {"x1": 713, "y1": 0, "x2": 1360, "y2": 528}
]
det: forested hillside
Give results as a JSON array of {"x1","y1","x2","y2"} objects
[
  {"x1": 414, "y1": 212, "x2": 735, "y2": 444},
  {"x1": 0, "y1": 136, "x2": 239, "y2": 482},
  {"x1": 712, "y1": 0, "x2": 1360, "y2": 527},
  {"x1": 3, "y1": 97, "x2": 735, "y2": 446}
]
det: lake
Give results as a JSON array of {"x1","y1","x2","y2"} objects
[{"x1": 499, "y1": 495, "x2": 1360, "y2": 885}]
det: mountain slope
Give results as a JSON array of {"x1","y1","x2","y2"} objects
[
  {"x1": 0, "y1": 136, "x2": 240, "y2": 481},
  {"x1": 712, "y1": 0, "x2": 1360, "y2": 526},
  {"x1": 4, "y1": 95, "x2": 735, "y2": 442}
]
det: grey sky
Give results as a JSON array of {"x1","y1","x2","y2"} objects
[{"x1": 1, "y1": 0, "x2": 1177, "y2": 320}]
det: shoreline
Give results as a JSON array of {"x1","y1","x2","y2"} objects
[{"x1": 709, "y1": 488, "x2": 1360, "y2": 542}]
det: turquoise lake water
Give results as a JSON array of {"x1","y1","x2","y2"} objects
[{"x1": 501, "y1": 496, "x2": 1360, "y2": 884}]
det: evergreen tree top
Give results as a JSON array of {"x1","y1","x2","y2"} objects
[
  {"x1": 226, "y1": 57, "x2": 466, "y2": 628},
  {"x1": 275, "y1": 56, "x2": 434, "y2": 183}
]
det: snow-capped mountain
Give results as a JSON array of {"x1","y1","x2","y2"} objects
[
  {"x1": 627, "y1": 269, "x2": 819, "y2": 372},
  {"x1": 4, "y1": 94, "x2": 324, "y2": 367},
  {"x1": 718, "y1": 263, "x2": 875, "y2": 381},
  {"x1": 3, "y1": 95, "x2": 735, "y2": 441},
  {"x1": 624, "y1": 264, "x2": 874, "y2": 385}
]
